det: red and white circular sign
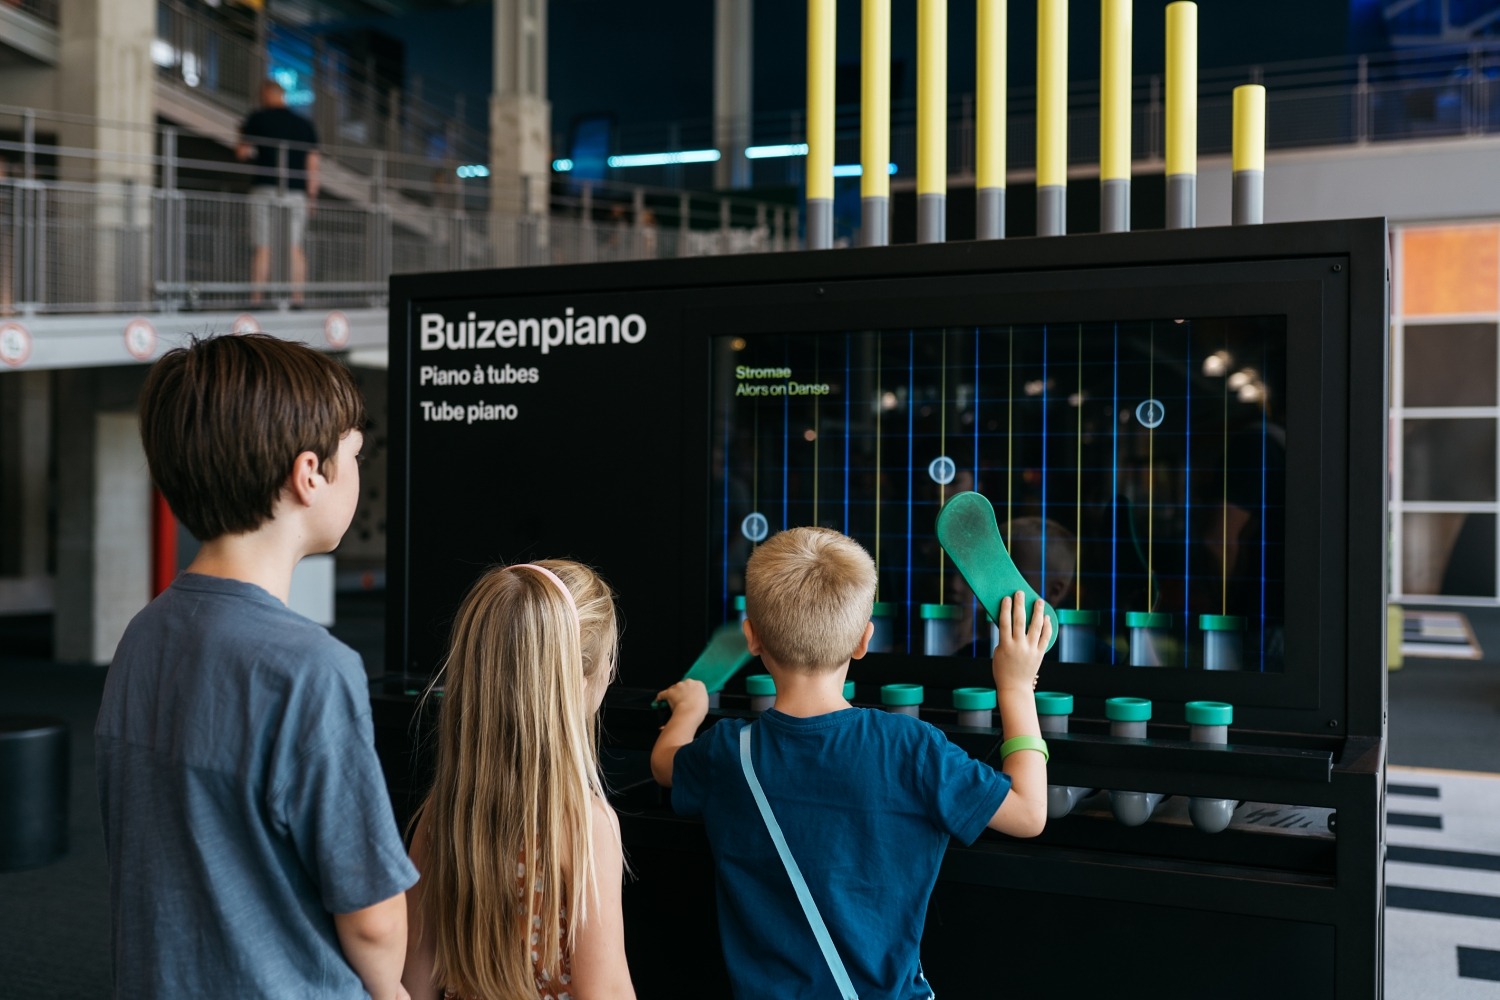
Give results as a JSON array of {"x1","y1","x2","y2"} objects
[
  {"x1": 231, "y1": 314, "x2": 261, "y2": 335},
  {"x1": 124, "y1": 318, "x2": 158, "y2": 361},
  {"x1": 324, "y1": 310, "x2": 351, "y2": 349},
  {"x1": 0, "y1": 322, "x2": 32, "y2": 368}
]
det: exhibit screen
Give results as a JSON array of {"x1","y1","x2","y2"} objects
[{"x1": 708, "y1": 318, "x2": 1288, "y2": 672}]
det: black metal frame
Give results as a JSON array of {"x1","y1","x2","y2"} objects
[{"x1": 384, "y1": 218, "x2": 1389, "y2": 998}]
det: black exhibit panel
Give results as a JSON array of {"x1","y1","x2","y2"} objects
[{"x1": 383, "y1": 219, "x2": 1389, "y2": 1000}]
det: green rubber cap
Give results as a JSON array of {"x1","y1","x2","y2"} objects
[
  {"x1": 953, "y1": 687, "x2": 997, "y2": 710},
  {"x1": 1105, "y1": 696, "x2": 1153, "y2": 722},
  {"x1": 1185, "y1": 700, "x2": 1234, "y2": 726},
  {"x1": 881, "y1": 683, "x2": 924, "y2": 706},
  {"x1": 843, "y1": 680, "x2": 855, "y2": 699},
  {"x1": 1198, "y1": 614, "x2": 1246, "y2": 632},
  {"x1": 745, "y1": 674, "x2": 776, "y2": 696},
  {"x1": 919, "y1": 603, "x2": 964, "y2": 620},
  {"x1": 1126, "y1": 611, "x2": 1173, "y2": 629},
  {"x1": 871, "y1": 601, "x2": 897, "y2": 617},
  {"x1": 1056, "y1": 609, "x2": 1100, "y2": 625},
  {"x1": 1035, "y1": 691, "x2": 1074, "y2": 715},
  {"x1": 732, "y1": 595, "x2": 746, "y2": 611}
]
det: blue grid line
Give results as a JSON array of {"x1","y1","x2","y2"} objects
[
  {"x1": 974, "y1": 328, "x2": 983, "y2": 651},
  {"x1": 844, "y1": 333, "x2": 851, "y2": 536},
  {"x1": 722, "y1": 384, "x2": 731, "y2": 619},
  {"x1": 1111, "y1": 322, "x2": 1119, "y2": 664},
  {"x1": 1261, "y1": 341, "x2": 1268, "y2": 672},
  {"x1": 1184, "y1": 323, "x2": 1192, "y2": 666},
  {"x1": 906, "y1": 331, "x2": 915, "y2": 653},
  {"x1": 1041, "y1": 325, "x2": 1049, "y2": 600},
  {"x1": 782, "y1": 343, "x2": 790, "y2": 531}
]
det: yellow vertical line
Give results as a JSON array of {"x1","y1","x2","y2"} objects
[
  {"x1": 1223, "y1": 353, "x2": 1229, "y2": 614},
  {"x1": 1076, "y1": 324, "x2": 1083, "y2": 610},
  {"x1": 813, "y1": 355, "x2": 820, "y2": 524},
  {"x1": 939, "y1": 333, "x2": 947, "y2": 603}
]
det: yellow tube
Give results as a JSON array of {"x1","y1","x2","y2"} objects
[
  {"x1": 1100, "y1": 0, "x2": 1131, "y2": 182},
  {"x1": 918, "y1": 0, "x2": 947, "y2": 196},
  {"x1": 1166, "y1": 1, "x2": 1196, "y2": 177},
  {"x1": 1037, "y1": 0, "x2": 1067, "y2": 189},
  {"x1": 807, "y1": 0, "x2": 836, "y2": 202},
  {"x1": 977, "y1": 0, "x2": 1006, "y2": 190},
  {"x1": 1233, "y1": 84, "x2": 1266, "y2": 173},
  {"x1": 863, "y1": 0, "x2": 892, "y2": 199}
]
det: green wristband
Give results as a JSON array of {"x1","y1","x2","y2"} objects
[{"x1": 999, "y1": 735, "x2": 1049, "y2": 763}]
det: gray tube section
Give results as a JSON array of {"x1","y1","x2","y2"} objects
[
  {"x1": 1166, "y1": 173, "x2": 1196, "y2": 229},
  {"x1": 806, "y1": 198, "x2": 833, "y2": 249},
  {"x1": 860, "y1": 197, "x2": 890, "y2": 247},
  {"x1": 1232, "y1": 169, "x2": 1264, "y2": 226},
  {"x1": 976, "y1": 187, "x2": 1005, "y2": 240},
  {"x1": 1037, "y1": 185, "x2": 1066, "y2": 236},
  {"x1": 1100, "y1": 179, "x2": 1130, "y2": 233},
  {"x1": 917, "y1": 193, "x2": 946, "y2": 243}
]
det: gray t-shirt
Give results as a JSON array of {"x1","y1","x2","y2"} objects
[{"x1": 95, "y1": 573, "x2": 418, "y2": 998}]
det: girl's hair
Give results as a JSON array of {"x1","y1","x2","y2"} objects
[{"x1": 415, "y1": 559, "x2": 619, "y2": 999}]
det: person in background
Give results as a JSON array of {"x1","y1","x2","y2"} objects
[{"x1": 237, "y1": 81, "x2": 319, "y2": 306}]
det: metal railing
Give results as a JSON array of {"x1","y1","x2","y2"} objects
[
  {"x1": 0, "y1": 105, "x2": 798, "y2": 316},
  {"x1": 593, "y1": 41, "x2": 1500, "y2": 189}
]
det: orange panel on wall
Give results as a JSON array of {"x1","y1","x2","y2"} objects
[{"x1": 1401, "y1": 225, "x2": 1500, "y2": 317}]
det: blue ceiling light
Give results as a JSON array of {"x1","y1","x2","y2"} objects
[{"x1": 607, "y1": 149, "x2": 722, "y2": 168}]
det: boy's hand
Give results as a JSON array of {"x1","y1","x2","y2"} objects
[
  {"x1": 655, "y1": 679, "x2": 710, "y2": 724},
  {"x1": 992, "y1": 591, "x2": 1052, "y2": 693}
]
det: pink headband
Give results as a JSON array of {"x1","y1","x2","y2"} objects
[{"x1": 514, "y1": 563, "x2": 578, "y2": 620}]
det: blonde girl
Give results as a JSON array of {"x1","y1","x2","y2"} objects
[{"x1": 402, "y1": 561, "x2": 637, "y2": 1000}]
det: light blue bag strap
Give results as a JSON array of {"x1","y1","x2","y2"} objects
[{"x1": 739, "y1": 723, "x2": 860, "y2": 1000}]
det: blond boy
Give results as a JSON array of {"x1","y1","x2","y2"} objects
[{"x1": 653, "y1": 526, "x2": 1050, "y2": 999}]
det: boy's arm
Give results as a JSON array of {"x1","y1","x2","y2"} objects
[
  {"x1": 650, "y1": 679, "x2": 710, "y2": 787},
  {"x1": 986, "y1": 593, "x2": 1051, "y2": 838},
  {"x1": 333, "y1": 892, "x2": 410, "y2": 1000}
]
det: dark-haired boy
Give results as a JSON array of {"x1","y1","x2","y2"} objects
[{"x1": 95, "y1": 334, "x2": 417, "y2": 999}]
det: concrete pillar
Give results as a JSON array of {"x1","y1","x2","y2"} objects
[
  {"x1": 714, "y1": 0, "x2": 753, "y2": 190},
  {"x1": 56, "y1": 0, "x2": 155, "y2": 307},
  {"x1": 54, "y1": 369, "x2": 151, "y2": 665},
  {"x1": 0, "y1": 372, "x2": 52, "y2": 612},
  {"x1": 490, "y1": 0, "x2": 551, "y2": 220}
]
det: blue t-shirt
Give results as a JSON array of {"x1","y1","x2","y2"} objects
[
  {"x1": 671, "y1": 707, "x2": 1011, "y2": 1000},
  {"x1": 95, "y1": 573, "x2": 418, "y2": 998}
]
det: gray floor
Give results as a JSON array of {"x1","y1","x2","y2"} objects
[{"x1": 1, "y1": 600, "x2": 1496, "y2": 997}]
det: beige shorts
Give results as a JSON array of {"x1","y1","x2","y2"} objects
[{"x1": 249, "y1": 187, "x2": 308, "y2": 249}]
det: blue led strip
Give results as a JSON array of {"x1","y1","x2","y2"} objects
[
  {"x1": 843, "y1": 333, "x2": 851, "y2": 536},
  {"x1": 1110, "y1": 323, "x2": 1119, "y2": 663},
  {"x1": 1260, "y1": 341, "x2": 1268, "y2": 671},
  {"x1": 1040, "y1": 325, "x2": 1049, "y2": 600},
  {"x1": 905, "y1": 331, "x2": 915, "y2": 653},
  {"x1": 973, "y1": 328, "x2": 983, "y2": 650},
  {"x1": 1183, "y1": 323, "x2": 1192, "y2": 666}
]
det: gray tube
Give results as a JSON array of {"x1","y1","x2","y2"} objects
[
  {"x1": 860, "y1": 196, "x2": 890, "y2": 247},
  {"x1": 977, "y1": 187, "x2": 1005, "y2": 240},
  {"x1": 1100, "y1": 178, "x2": 1130, "y2": 233},
  {"x1": 1189, "y1": 721, "x2": 1237, "y2": 833},
  {"x1": 1037, "y1": 184, "x2": 1066, "y2": 236},
  {"x1": 1232, "y1": 169, "x2": 1264, "y2": 226},
  {"x1": 1111, "y1": 791, "x2": 1165, "y2": 827},
  {"x1": 807, "y1": 198, "x2": 834, "y2": 249},
  {"x1": 1166, "y1": 173, "x2": 1196, "y2": 229},
  {"x1": 917, "y1": 193, "x2": 946, "y2": 243}
]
